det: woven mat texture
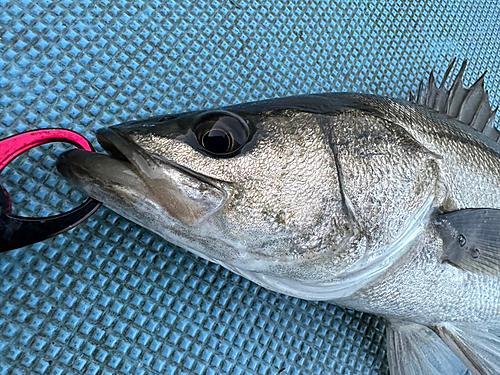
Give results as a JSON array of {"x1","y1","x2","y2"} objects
[{"x1": 2, "y1": 1, "x2": 500, "y2": 374}]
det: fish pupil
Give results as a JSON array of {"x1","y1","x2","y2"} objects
[
  {"x1": 193, "y1": 112, "x2": 249, "y2": 156},
  {"x1": 202, "y1": 129, "x2": 232, "y2": 153}
]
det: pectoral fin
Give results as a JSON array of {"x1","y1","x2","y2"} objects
[
  {"x1": 436, "y1": 209, "x2": 500, "y2": 275},
  {"x1": 433, "y1": 323, "x2": 500, "y2": 375},
  {"x1": 386, "y1": 320, "x2": 467, "y2": 375}
]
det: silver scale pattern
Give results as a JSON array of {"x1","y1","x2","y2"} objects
[{"x1": 2, "y1": 0, "x2": 500, "y2": 374}]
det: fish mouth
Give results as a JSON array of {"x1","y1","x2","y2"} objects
[{"x1": 57, "y1": 127, "x2": 227, "y2": 226}]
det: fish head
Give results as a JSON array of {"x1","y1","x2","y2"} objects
[{"x1": 57, "y1": 95, "x2": 438, "y2": 300}]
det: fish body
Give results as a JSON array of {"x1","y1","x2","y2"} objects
[{"x1": 57, "y1": 61, "x2": 500, "y2": 374}]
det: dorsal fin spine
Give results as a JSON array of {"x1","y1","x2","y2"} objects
[
  {"x1": 445, "y1": 60, "x2": 468, "y2": 118},
  {"x1": 411, "y1": 59, "x2": 499, "y2": 142}
]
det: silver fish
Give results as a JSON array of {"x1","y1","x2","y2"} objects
[{"x1": 57, "y1": 60, "x2": 500, "y2": 375}]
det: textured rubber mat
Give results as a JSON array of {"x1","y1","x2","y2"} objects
[{"x1": 2, "y1": 1, "x2": 500, "y2": 374}]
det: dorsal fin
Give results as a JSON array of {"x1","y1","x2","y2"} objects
[{"x1": 411, "y1": 59, "x2": 499, "y2": 142}]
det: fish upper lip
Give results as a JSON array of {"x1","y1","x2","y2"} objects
[
  {"x1": 96, "y1": 126, "x2": 228, "y2": 190},
  {"x1": 96, "y1": 127, "x2": 139, "y2": 166},
  {"x1": 96, "y1": 126, "x2": 167, "y2": 175}
]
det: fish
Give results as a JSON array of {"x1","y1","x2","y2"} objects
[{"x1": 57, "y1": 59, "x2": 500, "y2": 375}]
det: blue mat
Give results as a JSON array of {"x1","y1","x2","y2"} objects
[{"x1": 2, "y1": 1, "x2": 500, "y2": 374}]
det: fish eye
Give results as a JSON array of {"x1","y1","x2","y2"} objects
[{"x1": 193, "y1": 112, "x2": 249, "y2": 156}]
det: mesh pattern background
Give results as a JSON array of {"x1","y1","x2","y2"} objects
[{"x1": 1, "y1": 1, "x2": 500, "y2": 374}]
